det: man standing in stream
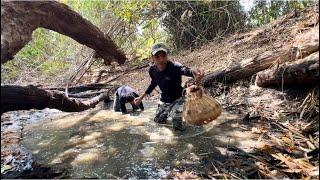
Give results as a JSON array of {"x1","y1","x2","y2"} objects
[{"x1": 134, "y1": 43, "x2": 204, "y2": 131}]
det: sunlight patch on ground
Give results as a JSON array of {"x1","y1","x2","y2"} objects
[
  {"x1": 104, "y1": 122, "x2": 127, "y2": 132},
  {"x1": 149, "y1": 127, "x2": 176, "y2": 144},
  {"x1": 68, "y1": 135, "x2": 82, "y2": 145},
  {"x1": 51, "y1": 148, "x2": 79, "y2": 164},
  {"x1": 215, "y1": 111, "x2": 239, "y2": 121},
  {"x1": 88, "y1": 110, "x2": 127, "y2": 122},
  {"x1": 37, "y1": 137, "x2": 55, "y2": 147},
  {"x1": 49, "y1": 113, "x2": 88, "y2": 129},
  {"x1": 67, "y1": 131, "x2": 104, "y2": 149},
  {"x1": 83, "y1": 132, "x2": 102, "y2": 142},
  {"x1": 71, "y1": 148, "x2": 100, "y2": 165},
  {"x1": 107, "y1": 145, "x2": 117, "y2": 155},
  {"x1": 139, "y1": 146, "x2": 156, "y2": 158}
]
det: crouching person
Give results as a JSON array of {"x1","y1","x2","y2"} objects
[{"x1": 114, "y1": 85, "x2": 144, "y2": 114}]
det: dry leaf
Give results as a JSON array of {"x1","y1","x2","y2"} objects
[{"x1": 252, "y1": 127, "x2": 266, "y2": 134}]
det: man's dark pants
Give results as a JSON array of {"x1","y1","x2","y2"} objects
[{"x1": 154, "y1": 97, "x2": 185, "y2": 130}]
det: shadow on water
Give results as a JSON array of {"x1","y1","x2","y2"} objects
[{"x1": 19, "y1": 100, "x2": 259, "y2": 178}]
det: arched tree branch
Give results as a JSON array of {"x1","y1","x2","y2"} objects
[{"x1": 1, "y1": 1, "x2": 126, "y2": 64}]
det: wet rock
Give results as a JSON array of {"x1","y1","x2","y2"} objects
[{"x1": 1, "y1": 162, "x2": 68, "y2": 179}]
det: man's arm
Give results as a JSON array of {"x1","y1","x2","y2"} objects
[
  {"x1": 134, "y1": 81, "x2": 156, "y2": 106},
  {"x1": 181, "y1": 65, "x2": 194, "y2": 77},
  {"x1": 176, "y1": 62, "x2": 204, "y2": 85},
  {"x1": 134, "y1": 69, "x2": 157, "y2": 106},
  {"x1": 174, "y1": 62, "x2": 194, "y2": 77},
  {"x1": 145, "y1": 80, "x2": 157, "y2": 95},
  {"x1": 145, "y1": 68, "x2": 157, "y2": 95}
]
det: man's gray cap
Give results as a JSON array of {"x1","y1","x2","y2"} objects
[{"x1": 151, "y1": 43, "x2": 168, "y2": 55}]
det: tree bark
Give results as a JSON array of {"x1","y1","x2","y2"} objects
[
  {"x1": 44, "y1": 83, "x2": 117, "y2": 93},
  {"x1": 1, "y1": 1, "x2": 126, "y2": 64},
  {"x1": 94, "y1": 70, "x2": 109, "y2": 83},
  {"x1": 67, "y1": 90, "x2": 111, "y2": 99},
  {"x1": 255, "y1": 52, "x2": 319, "y2": 87},
  {"x1": 202, "y1": 43, "x2": 319, "y2": 87},
  {"x1": 96, "y1": 62, "x2": 149, "y2": 83},
  {"x1": 1, "y1": 85, "x2": 111, "y2": 114}
]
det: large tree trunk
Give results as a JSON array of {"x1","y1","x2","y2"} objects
[
  {"x1": 202, "y1": 43, "x2": 319, "y2": 87},
  {"x1": 1, "y1": 85, "x2": 111, "y2": 114},
  {"x1": 255, "y1": 52, "x2": 319, "y2": 87},
  {"x1": 1, "y1": 1, "x2": 126, "y2": 64}
]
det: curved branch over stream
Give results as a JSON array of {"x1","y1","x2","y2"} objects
[{"x1": 1, "y1": 1, "x2": 126, "y2": 64}]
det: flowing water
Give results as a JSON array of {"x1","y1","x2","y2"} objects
[{"x1": 20, "y1": 101, "x2": 258, "y2": 178}]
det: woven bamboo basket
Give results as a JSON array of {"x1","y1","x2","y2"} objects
[{"x1": 183, "y1": 86, "x2": 222, "y2": 126}]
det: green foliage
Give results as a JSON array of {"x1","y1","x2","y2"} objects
[
  {"x1": 110, "y1": 0, "x2": 148, "y2": 22},
  {"x1": 248, "y1": 0, "x2": 316, "y2": 27},
  {"x1": 63, "y1": 0, "x2": 165, "y2": 60},
  {"x1": 40, "y1": 59, "x2": 70, "y2": 76},
  {"x1": 1, "y1": 61, "x2": 19, "y2": 83},
  {"x1": 17, "y1": 28, "x2": 47, "y2": 69},
  {"x1": 104, "y1": 0, "x2": 168, "y2": 60},
  {"x1": 63, "y1": 0, "x2": 109, "y2": 28},
  {"x1": 1, "y1": 27, "x2": 78, "y2": 84},
  {"x1": 160, "y1": 1, "x2": 247, "y2": 50}
]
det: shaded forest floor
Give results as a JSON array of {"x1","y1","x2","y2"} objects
[{"x1": 1, "y1": 6, "x2": 319, "y2": 179}]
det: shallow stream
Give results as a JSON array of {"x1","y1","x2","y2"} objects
[{"x1": 20, "y1": 101, "x2": 258, "y2": 178}]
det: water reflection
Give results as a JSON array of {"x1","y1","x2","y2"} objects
[{"x1": 20, "y1": 100, "x2": 258, "y2": 178}]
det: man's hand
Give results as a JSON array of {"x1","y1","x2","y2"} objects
[
  {"x1": 192, "y1": 68, "x2": 204, "y2": 86},
  {"x1": 134, "y1": 97, "x2": 143, "y2": 106},
  {"x1": 134, "y1": 93, "x2": 147, "y2": 106}
]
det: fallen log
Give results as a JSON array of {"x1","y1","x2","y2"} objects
[
  {"x1": 94, "y1": 70, "x2": 109, "y2": 83},
  {"x1": 202, "y1": 43, "x2": 319, "y2": 87},
  {"x1": 1, "y1": 85, "x2": 110, "y2": 114},
  {"x1": 44, "y1": 83, "x2": 117, "y2": 93},
  {"x1": 67, "y1": 89, "x2": 112, "y2": 99},
  {"x1": 1, "y1": 1, "x2": 126, "y2": 64},
  {"x1": 255, "y1": 52, "x2": 319, "y2": 87},
  {"x1": 98, "y1": 62, "x2": 149, "y2": 83}
]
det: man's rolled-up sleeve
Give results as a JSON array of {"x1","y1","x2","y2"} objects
[{"x1": 176, "y1": 62, "x2": 194, "y2": 77}]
